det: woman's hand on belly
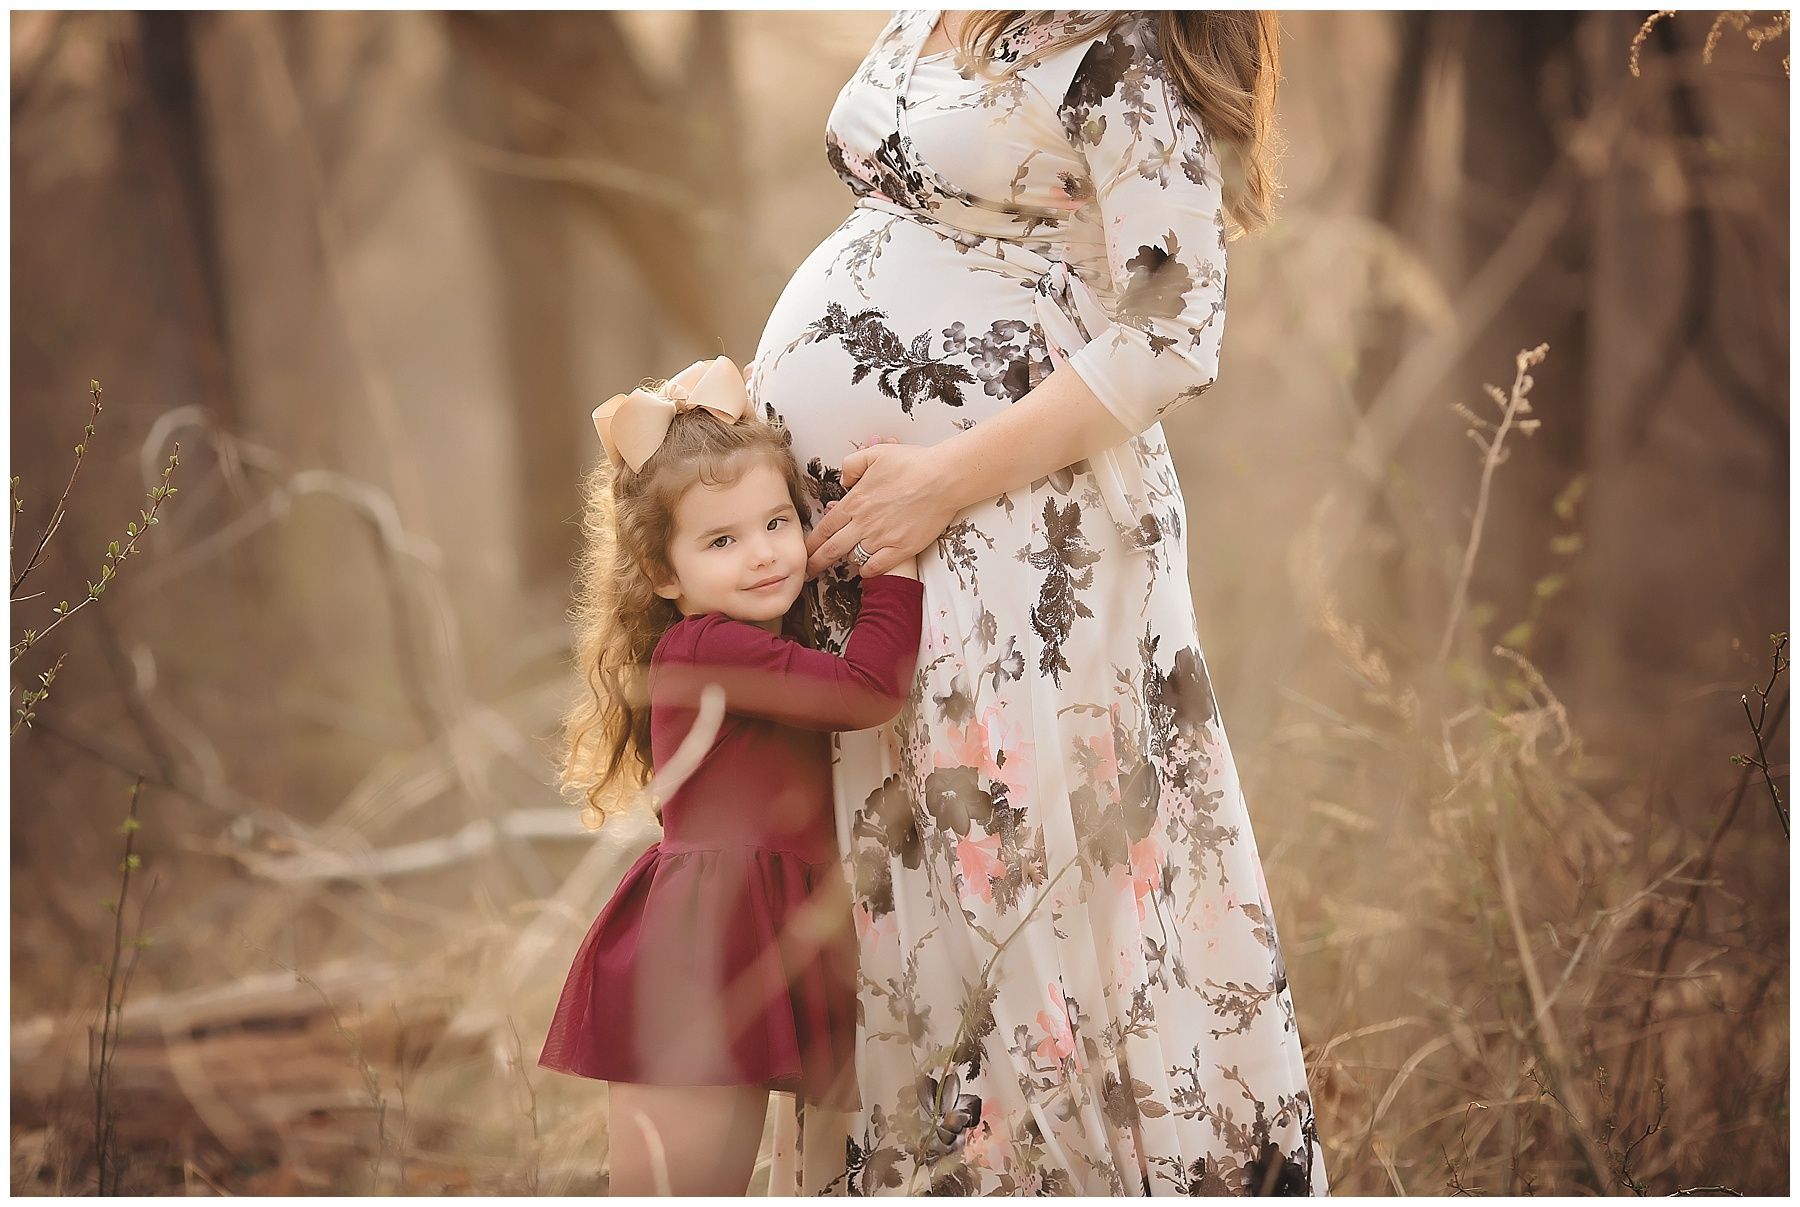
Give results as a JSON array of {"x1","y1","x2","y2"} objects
[{"x1": 804, "y1": 441, "x2": 964, "y2": 580}]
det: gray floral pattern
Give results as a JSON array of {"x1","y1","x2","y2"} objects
[{"x1": 748, "y1": 9, "x2": 1326, "y2": 1196}]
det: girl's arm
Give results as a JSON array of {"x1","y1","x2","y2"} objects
[{"x1": 652, "y1": 575, "x2": 923, "y2": 732}]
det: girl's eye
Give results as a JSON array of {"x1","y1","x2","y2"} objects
[
  {"x1": 769, "y1": 517, "x2": 788, "y2": 530},
  {"x1": 710, "y1": 535, "x2": 730, "y2": 549}
]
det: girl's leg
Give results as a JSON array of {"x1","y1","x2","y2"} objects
[{"x1": 607, "y1": 1083, "x2": 770, "y2": 1196}]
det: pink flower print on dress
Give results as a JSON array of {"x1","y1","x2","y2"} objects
[
  {"x1": 935, "y1": 714, "x2": 993, "y2": 779},
  {"x1": 955, "y1": 831, "x2": 1005, "y2": 904},
  {"x1": 934, "y1": 704, "x2": 1034, "y2": 808},
  {"x1": 851, "y1": 901, "x2": 874, "y2": 946},
  {"x1": 1080, "y1": 730, "x2": 1120, "y2": 800},
  {"x1": 980, "y1": 703, "x2": 1035, "y2": 804},
  {"x1": 1128, "y1": 833, "x2": 1165, "y2": 923},
  {"x1": 853, "y1": 899, "x2": 897, "y2": 951},
  {"x1": 961, "y1": 1096, "x2": 1009, "y2": 1170},
  {"x1": 1195, "y1": 890, "x2": 1237, "y2": 955},
  {"x1": 1034, "y1": 981, "x2": 1082, "y2": 1070}
]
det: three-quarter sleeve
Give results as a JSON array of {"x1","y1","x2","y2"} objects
[
  {"x1": 653, "y1": 575, "x2": 924, "y2": 733},
  {"x1": 1056, "y1": 17, "x2": 1229, "y2": 436}
]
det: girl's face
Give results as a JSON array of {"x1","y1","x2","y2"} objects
[{"x1": 652, "y1": 457, "x2": 807, "y2": 633}]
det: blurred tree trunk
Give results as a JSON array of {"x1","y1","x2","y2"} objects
[
  {"x1": 1343, "y1": 12, "x2": 1474, "y2": 663},
  {"x1": 440, "y1": 11, "x2": 753, "y2": 344},
  {"x1": 1577, "y1": 13, "x2": 1700, "y2": 717},
  {"x1": 442, "y1": 65, "x2": 584, "y2": 591},
  {"x1": 1345, "y1": 13, "x2": 1441, "y2": 660},
  {"x1": 134, "y1": 12, "x2": 238, "y2": 428},
  {"x1": 440, "y1": 11, "x2": 752, "y2": 585}
]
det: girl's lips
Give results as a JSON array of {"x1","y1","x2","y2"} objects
[{"x1": 748, "y1": 575, "x2": 788, "y2": 591}]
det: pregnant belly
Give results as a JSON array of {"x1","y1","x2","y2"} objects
[{"x1": 746, "y1": 206, "x2": 1053, "y2": 482}]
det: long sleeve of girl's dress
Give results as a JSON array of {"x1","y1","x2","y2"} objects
[
  {"x1": 652, "y1": 575, "x2": 924, "y2": 733},
  {"x1": 1055, "y1": 15, "x2": 1229, "y2": 437}
]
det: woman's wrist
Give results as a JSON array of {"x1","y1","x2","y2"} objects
[{"x1": 926, "y1": 437, "x2": 981, "y2": 515}]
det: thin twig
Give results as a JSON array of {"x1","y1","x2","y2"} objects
[
  {"x1": 507, "y1": 1016, "x2": 542, "y2": 1195},
  {"x1": 1436, "y1": 345, "x2": 1547, "y2": 668},
  {"x1": 1620, "y1": 690, "x2": 1787, "y2": 1097},
  {"x1": 1612, "y1": 1077, "x2": 1667, "y2": 1194},
  {"x1": 13, "y1": 380, "x2": 103, "y2": 595},
  {"x1": 1519, "y1": 1064, "x2": 1615, "y2": 1193},
  {"x1": 391, "y1": 1003, "x2": 410, "y2": 1192},
  {"x1": 12, "y1": 652, "x2": 67, "y2": 736},
  {"x1": 1731, "y1": 634, "x2": 1788, "y2": 836},
  {"x1": 12, "y1": 444, "x2": 181, "y2": 667},
  {"x1": 278, "y1": 959, "x2": 391, "y2": 1187},
  {"x1": 1739, "y1": 691, "x2": 1788, "y2": 837}
]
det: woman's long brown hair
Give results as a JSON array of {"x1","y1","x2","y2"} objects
[
  {"x1": 561, "y1": 404, "x2": 818, "y2": 828},
  {"x1": 957, "y1": 10, "x2": 1282, "y2": 236}
]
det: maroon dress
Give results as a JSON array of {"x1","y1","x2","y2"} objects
[{"x1": 539, "y1": 574, "x2": 924, "y2": 1110}]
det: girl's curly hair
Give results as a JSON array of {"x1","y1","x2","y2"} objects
[{"x1": 561, "y1": 397, "x2": 818, "y2": 828}]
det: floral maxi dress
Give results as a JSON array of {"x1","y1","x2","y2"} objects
[{"x1": 746, "y1": 9, "x2": 1327, "y2": 1196}]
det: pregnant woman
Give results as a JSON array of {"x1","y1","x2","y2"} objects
[{"x1": 746, "y1": 9, "x2": 1326, "y2": 1195}]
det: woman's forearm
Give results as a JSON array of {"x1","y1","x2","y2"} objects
[{"x1": 931, "y1": 365, "x2": 1135, "y2": 513}]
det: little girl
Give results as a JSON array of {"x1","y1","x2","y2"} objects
[{"x1": 539, "y1": 355, "x2": 923, "y2": 1196}]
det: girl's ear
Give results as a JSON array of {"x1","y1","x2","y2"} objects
[{"x1": 640, "y1": 558, "x2": 678, "y2": 601}]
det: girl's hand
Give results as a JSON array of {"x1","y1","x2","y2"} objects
[{"x1": 806, "y1": 440, "x2": 961, "y2": 579}]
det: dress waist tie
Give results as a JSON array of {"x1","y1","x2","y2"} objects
[{"x1": 851, "y1": 193, "x2": 1159, "y2": 550}]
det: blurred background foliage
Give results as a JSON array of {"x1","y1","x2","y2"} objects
[{"x1": 9, "y1": 8, "x2": 1788, "y2": 1195}]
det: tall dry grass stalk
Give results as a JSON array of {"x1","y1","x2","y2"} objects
[{"x1": 88, "y1": 777, "x2": 157, "y2": 1196}]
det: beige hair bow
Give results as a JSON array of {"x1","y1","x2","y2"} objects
[{"x1": 592, "y1": 356, "x2": 749, "y2": 473}]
